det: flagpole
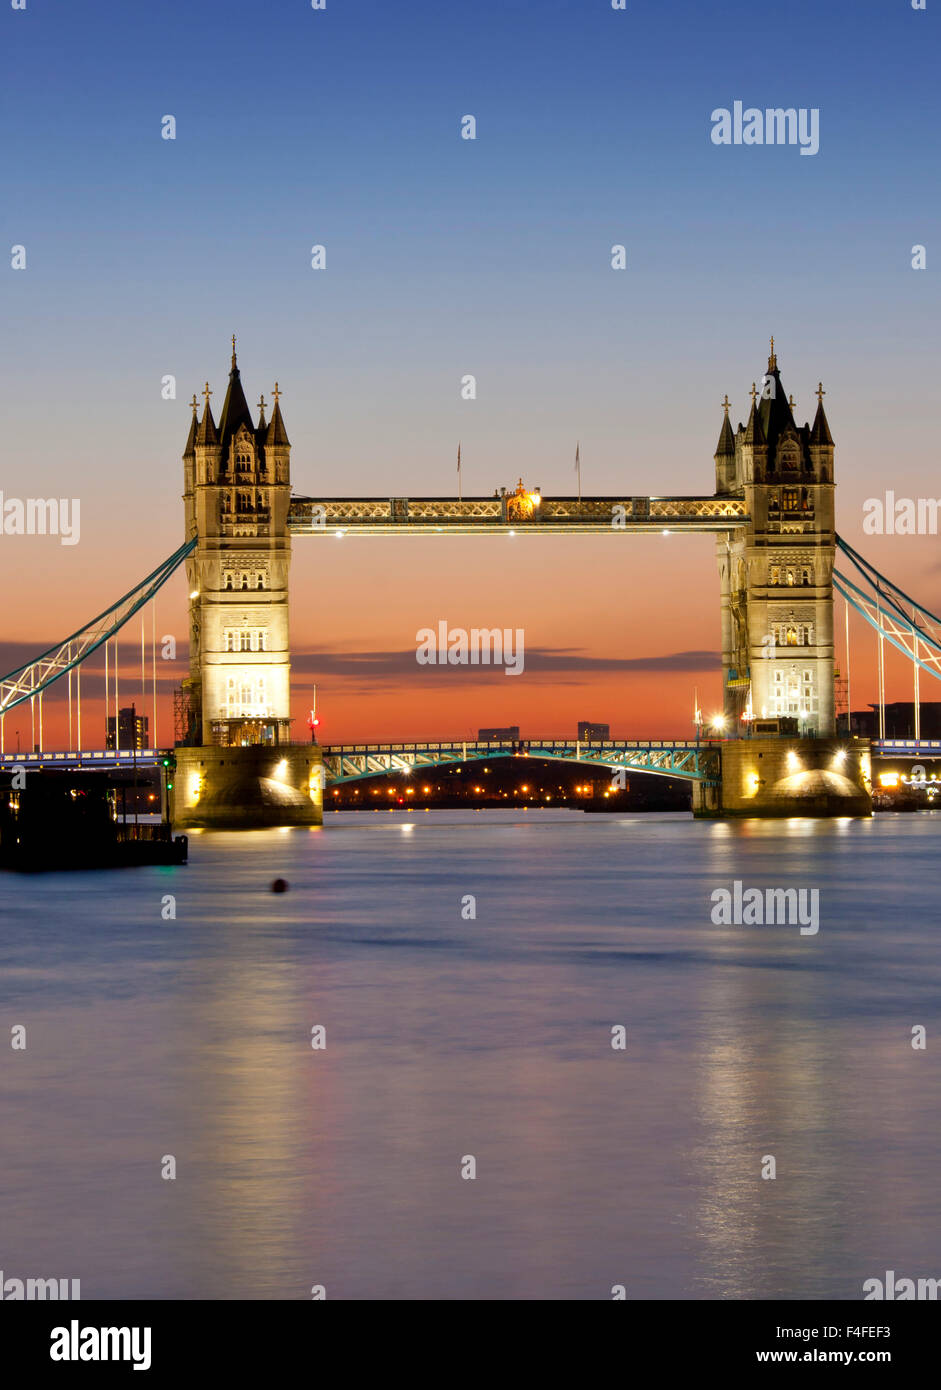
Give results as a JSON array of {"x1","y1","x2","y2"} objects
[
  {"x1": 575, "y1": 441, "x2": 581, "y2": 504},
  {"x1": 457, "y1": 441, "x2": 462, "y2": 502}
]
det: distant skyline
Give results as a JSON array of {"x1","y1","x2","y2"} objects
[{"x1": 2, "y1": 0, "x2": 939, "y2": 744}]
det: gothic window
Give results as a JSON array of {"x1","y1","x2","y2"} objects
[
  {"x1": 256, "y1": 573, "x2": 265, "y2": 590},
  {"x1": 223, "y1": 572, "x2": 234, "y2": 591},
  {"x1": 777, "y1": 439, "x2": 800, "y2": 472},
  {"x1": 801, "y1": 568, "x2": 811, "y2": 585},
  {"x1": 786, "y1": 626, "x2": 798, "y2": 646},
  {"x1": 782, "y1": 488, "x2": 799, "y2": 512},
  {"x1": 225, "y1": 674, "x2": 268, "y2": 719},
  {"x1": 786, "y1": 569, "x2": 795, "y2": 586},
  {"x1": 769, "y1": 566, "x2": 780, "y2": 586},
  {"x1": 224, "y1": 626, "x2": 268, "y2": 653},
  {"x1": 241, "y1": 574, "x2": 249, "y2": 591}
]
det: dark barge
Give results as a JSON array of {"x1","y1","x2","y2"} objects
[{"x1": 0, "y1": 770, "x2": 187, "y2": 872}]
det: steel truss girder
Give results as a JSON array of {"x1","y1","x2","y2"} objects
[
  {"x1": 0, "y1": 540, "x2": 197, "y2": 716},
  {"x1": 320, "y1": 741, "x2": 720, "y2": 785}
]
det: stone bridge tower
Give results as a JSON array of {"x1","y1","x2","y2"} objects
[
  {"x1": 182, "y1": 339, "x2": 292, "y2": 747},
  {"x1": 713, "y1": 342, "x2": 836, "y2": 737},
  {"x1": 174, "y1": 341, "x2": 321, "y2": 828}
]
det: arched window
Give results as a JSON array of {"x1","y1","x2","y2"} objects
[{"x1": 235, "y1": 434, "x2": 253, "y2": 473}]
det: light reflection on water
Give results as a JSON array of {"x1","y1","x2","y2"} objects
[{"x1": 1, "y1": 809, "x2": 939, "y2": 1300}]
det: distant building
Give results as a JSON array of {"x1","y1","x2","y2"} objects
[
  {"x1": 578, "y1": 721, "x2": 610, "y2": 742},
  {"x1": 848, "y1": 702, "x2": 941, "y2": 739},
  {"x1": 106, "y1": 706, "x2": 150, "y2": 751},
  {"x1": 478, "y1": 726, "x2": 520, "y2": 742}
]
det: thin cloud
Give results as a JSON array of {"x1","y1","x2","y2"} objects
[{"x1": 292, "y1": 646, "x2": 720, "y2": 680}]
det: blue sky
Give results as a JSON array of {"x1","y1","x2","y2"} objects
[{"x1": 2, "y1": 0, "x2": 938, "y2": 737}]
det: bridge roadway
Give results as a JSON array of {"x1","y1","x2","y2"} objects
[
  {"x1": 2, "y1": 739, "x2": 935, "y2": 784},
  {"x1": 0, "y1": 741, "x2": 719, "y2": 783}
]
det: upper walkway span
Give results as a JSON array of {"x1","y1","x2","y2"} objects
[{"x1": 288, "y1": 494, "x2": 749, "y2": 535}]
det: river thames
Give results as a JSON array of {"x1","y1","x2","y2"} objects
[{"x1": 2, "y1": 810, "x2": 939, "y2": 1299}]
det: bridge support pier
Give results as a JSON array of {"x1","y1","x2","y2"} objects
[
  {"x1": 169, "y1": 745, "x2": 323, "y2": 830},
  {"x1": 692, "y1": 737, "x2": 872, "y2": 818}
]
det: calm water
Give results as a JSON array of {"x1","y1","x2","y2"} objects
[{"x1": 1, "y1": 809, "x2": 940, "y2": 1301}]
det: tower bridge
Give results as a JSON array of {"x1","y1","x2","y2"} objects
[{"x1": 5, "y1": 340, "x2": 941, "y2": 826}]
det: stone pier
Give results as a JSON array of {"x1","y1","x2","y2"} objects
[
  {"x1": 693, "y1": 736, "x2": 872, "y2": 817},
  {"x1": 169, "y1": 745, "x2": 323, "y2": 830}
]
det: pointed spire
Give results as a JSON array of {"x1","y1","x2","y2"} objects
[
  {"x1": 811, "y1": 382, "x2": 834, "y2": 445},
  {"x1": 266, "y1": 381, "x2": 290, "y2": 446},
  {"x1": 256, "y1": 393, "x2": 267, "y2": 429},
  {"x1": 217, "y1": 339, "x2": 254, "y2": 450},
  {"x1": 715, "y1": 394, "x2": 735, "y2": 455},
  {"x1": 743, "y1": 383, "x2": 766, "y2": 446},
  {"x1": 196, "y1": 382, "x2": 218, "y2": 445},
  {"x1": 183, "y1": 393, "x2": 199, "y2": 457},
  {"x1": 755, "y1": 340, "x2": 797, "y2": 461}
]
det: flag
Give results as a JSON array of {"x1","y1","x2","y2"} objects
[
  {"x1": 575, "y1": 442, "x2": 580, "y2": 472},
  {"x1": 457, "y1": 442, "x2": 462, "y2": 474}
]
